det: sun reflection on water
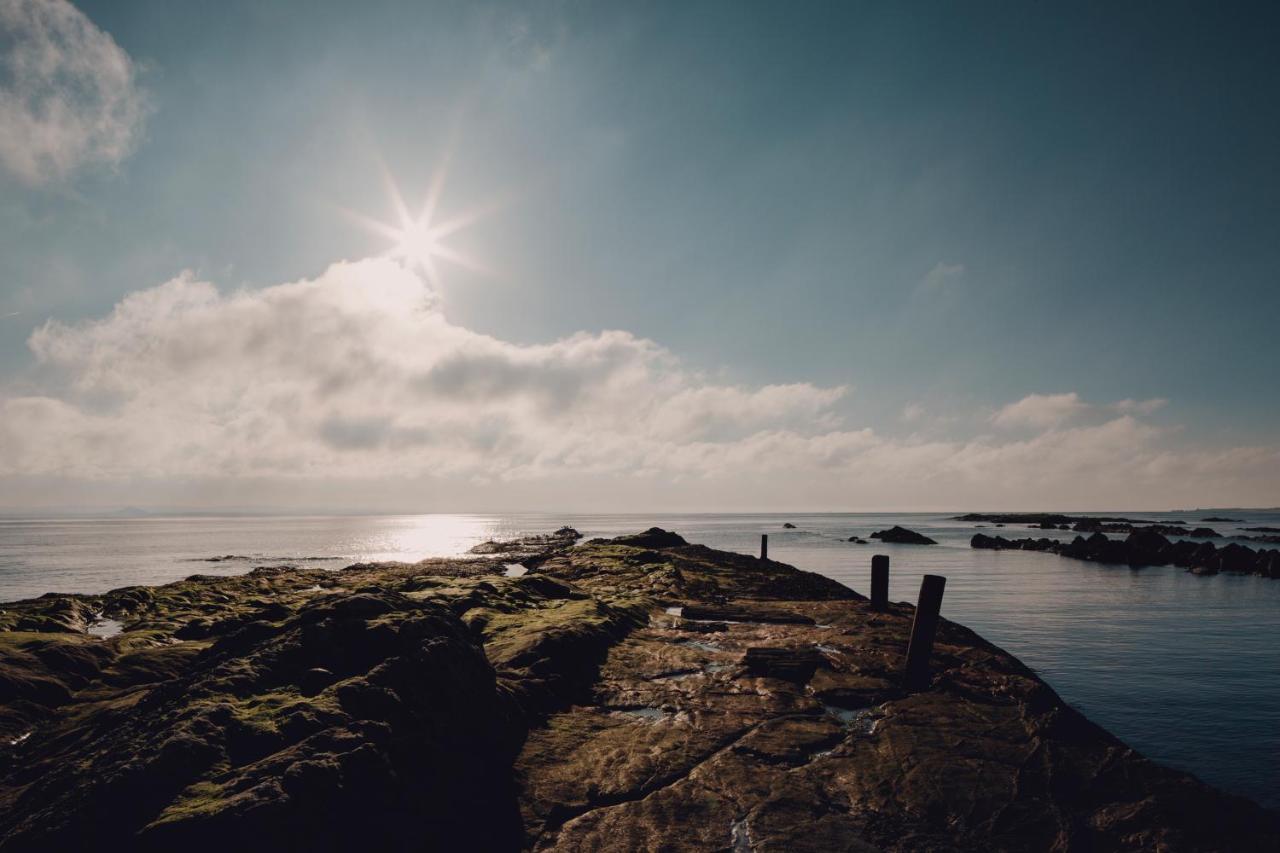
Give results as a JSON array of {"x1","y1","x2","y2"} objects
[{"x1": 349, "y1": 514, "x2": 500, "y2": 562}]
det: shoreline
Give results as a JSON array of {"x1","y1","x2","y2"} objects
[{"x1": 2, "y1": 527, "x2": 1276, "y2": 850}]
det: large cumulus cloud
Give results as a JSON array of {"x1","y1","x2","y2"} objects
[{"x1": 3, "y1": 257, "x2": 1278, "y2": 509}]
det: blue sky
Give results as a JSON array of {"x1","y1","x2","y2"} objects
[{"x1": 1, "y1": 0, "x2": 1278, "y2": 511}]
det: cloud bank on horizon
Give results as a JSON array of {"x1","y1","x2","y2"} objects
[{"x1": 2, "y1": 256, "x2": 1277, "y2": 511}]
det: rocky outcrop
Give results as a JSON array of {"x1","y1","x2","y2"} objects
[
  {"x1": 470, "y1": 527, "x2": 583, "y2": 558},
  {"x1": 2, "y1": 530, "x2": 1277, "y2": 851},
  {"x1": 1073, "y1": 521, "x2": 1219, "y2": 537},
  {"x1": 972, "y1": 531, "x2": 1280, "y2": 578},
  {"x1": 869, "y1": 526, "x2": 937, "y2": 545},
  {"x1": 956, "y1": 513, "x2": 1170, "y2": 526}
]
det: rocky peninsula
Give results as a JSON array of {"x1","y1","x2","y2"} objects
[{"x1": 2, "y1": 529, "x2": 1277, "y2": 851}]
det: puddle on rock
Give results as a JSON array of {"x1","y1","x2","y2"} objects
[
  {"x1": 816, "y1": 644, "x2": 842, "y2": 656},
  {"x1": 504, "y1": 564, "x2": 528, "y2": 577},
  {"x1": 823, "y1": 704, "x2": 880, "y2": 735},
  {"x1": 613, "y1": 707, "x2": 670, "y2": 722},
  {"x1": 6, "y1": 731, "x2": 31, "y2": 747},
  {"x1": 731, "y1": 817, "x2": 753, "y2": 852},
  {"x1": 86, "y1": 615, "x2": 123, "y2": 638},
  {"x1": 676, "y1": 639, "x2": 722, "y2": 654},
  {"x1": 665, "y1": 606, "x2": 684, "y2": 617}
]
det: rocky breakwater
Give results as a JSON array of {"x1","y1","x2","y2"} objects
[
  {"x1": 2, "y1": 529, "x2": 1278, "y2": 851},
  {"x1": 972, "y1": 530, "x2": 1280, "y2": 578}
]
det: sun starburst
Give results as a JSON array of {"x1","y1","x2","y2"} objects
[{"x1": 342, "y1": 155, "x2": 493, "y2": 284}]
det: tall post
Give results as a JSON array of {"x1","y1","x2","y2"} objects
[
  {"x1": 903, "y1": 574, "x2": 946, "y2": 690},
  {"x1": 870, "y1": 555, "x2": 889, "y2": 611},
  {"x1": 760, "y1": 534, "x2": 768, "y2": 561}
]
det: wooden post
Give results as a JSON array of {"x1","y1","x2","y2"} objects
[
  {"x1": 870, "y1": 555, "x2": 889, "y2": 611},
  {"x1": 903, "y1": 574, "x2": 946, "y2": 690},
  {"x1": 760, "y1": 534, "x2": 768, "y2": 561}
]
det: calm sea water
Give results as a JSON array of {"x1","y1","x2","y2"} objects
[{"x1": 1, "y1": 510, "x2": 1277, "y2": 810}]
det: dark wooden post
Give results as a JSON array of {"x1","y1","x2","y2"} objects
[
  {"x1": 870, "y1": 555, "x2": 889, "y2": 611},
  {"x1": 903, "y1": 574, "x2": 946, "y2": 690},
  {"x1": 760, "y1": 534, "x2": 768, "y2": 560}
]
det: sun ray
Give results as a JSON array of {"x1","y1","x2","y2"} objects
[{"x1": 429, "y1": 243, "x2": 491, "y2": 276}]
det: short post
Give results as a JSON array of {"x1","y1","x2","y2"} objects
[
  {"x1": 760, "y1": 534, "x2": 768, "y2": 561},
  {"x1": 870, "y1": 555, "x2": 889, "y2": 611},
  {"x1": 903, "y1": 574, "x2": 946, "y2": 690}
]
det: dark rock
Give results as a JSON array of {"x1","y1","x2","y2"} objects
[
  {"x1": 299, "y1": 667, "x2": 336, "y2": 696},
  {"x1": 782, "y1": 523, "x2": 797, "y2": 529},
  {"x1": 742, "y1": 647, "x2": 823, "y2": 683},
  {"x1": 869, "y1": 526, "x2": 937, "y2": 545},
  {"x1": 611, "y1": 527, "x2": 688, "y2": 549}
]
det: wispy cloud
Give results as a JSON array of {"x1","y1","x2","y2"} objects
[
  {"x1": 918, "y1": 262, "x2": 965, "y2": 293},
  {"x1": 0, "y1": 0, "x2": 149, "y2": 185}
]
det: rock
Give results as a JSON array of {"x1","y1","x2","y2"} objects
[
  {"x1": 847, "y1": 537, "x2": 867, "y2": 544},
  {"x1": 467, "y1": 526, "x2": 582, "y2": 557},
  {"x1": 742, "y1": 647, "x2": 823, "y2": 683},
  {"x1": 970, "y1": 526, "x2": 1280, "y2": 581},
  {"x1": 869, "y1": 526, "x2": 937, "y2": 545},
  {"x1": 782, "y1": 523, "x2": 797, "y2": 529},
  {"x1": 299, "y1": 667, "x2": 336, "y2": 696},
  {"x1": 2, "y1": 529, "x2": 1278, "y2": 851},
  {"x1": 611, "y1": 527, "x2": 688, "y2": 548}
]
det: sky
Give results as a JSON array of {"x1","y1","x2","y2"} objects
[{"x1": 1, "y1": 0, "x2": 1278, "y2": 513}]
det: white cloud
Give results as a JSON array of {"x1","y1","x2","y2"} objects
[
  {"x1": 919, "y1": 262, "x2": 964, "y2": 292},
  {"x1": 1113, "y1": 397, "x2": 1168, "y2": 416},
  {"x1": 991, "y1": 392, "x2": 1087, "y2": 429},
  {"x1": 901, "y1": 402, "x2": 926, "y2": 423},
  {"x1": 0, "y1": 0, "x2": 148, "y2": 185},
  {"x1": 2, "y1": 257, "x2": 1277, "y2": 510}
]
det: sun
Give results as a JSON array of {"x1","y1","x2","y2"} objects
[
  {"x1": 391, "y1": 218, "x2": 439, "y2": 270},
  {"x1": 342, "y1": 156, "x2": 494, "y2": 284}
]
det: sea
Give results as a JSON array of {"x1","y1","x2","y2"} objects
[{"x1": 1, "y1": 510, "x2": 1277, "y2": 810}]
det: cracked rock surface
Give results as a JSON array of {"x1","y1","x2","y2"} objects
[{"x1": 2, "y1": 529, "x2": 1278, "y2": 851}]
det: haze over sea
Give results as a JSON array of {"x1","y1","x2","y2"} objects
[{"x1": 1, "y1": 510, "x2": 1276, "y2": 809}]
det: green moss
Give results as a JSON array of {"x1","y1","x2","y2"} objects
[{"x1": 147, "y1": 779, "x2": 238, "y2": 826}]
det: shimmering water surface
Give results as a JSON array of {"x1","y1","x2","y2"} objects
[{"x1": 1, "y1": 511, "x2": 1278, "y2": 809}]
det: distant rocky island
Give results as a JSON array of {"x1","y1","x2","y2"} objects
[
  {"x1": 971, "y1": 528, "x2": 1280, "y2": 578},
  {"x1": 2, "y1": 528, "x2": 1277, "y2": 850}
]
